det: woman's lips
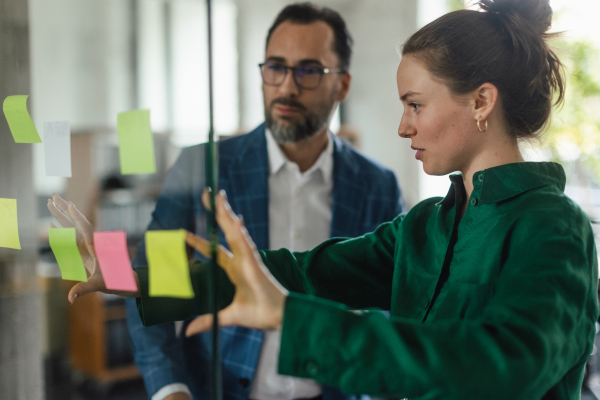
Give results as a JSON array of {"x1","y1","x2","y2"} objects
[{"x1": 411, "y1": 146, "x2": 425, "y2": 160}]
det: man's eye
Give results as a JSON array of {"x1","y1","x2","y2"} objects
[
  {"x1": 410, "y1": 103, "x2": 421, "y2": 110},
  {"x1": 298, "y1": 67, "x2": 322, "y2": 76},
  {"x1": 268, "y1": 64, "x2": 286, "y2": 72}
]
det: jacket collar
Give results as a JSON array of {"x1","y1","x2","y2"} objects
[{"x1": 439, "y1": 162, "x2": 566, "y2": 206}]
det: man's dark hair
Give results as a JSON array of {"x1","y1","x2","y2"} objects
[{"x1": 266, "y1": 2, "x2": 353, "y2": 70}]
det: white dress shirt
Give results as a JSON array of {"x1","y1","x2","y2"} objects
[
  {"x1": 155, "y1": 129, "x2": 334, "y2": 400},
  {"x1": 248, "y1": 129, "x2": 334, "y2": 400}
]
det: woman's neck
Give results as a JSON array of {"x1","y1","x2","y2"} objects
[{"x1": 461, "y1": 136, "x2": 524, "y2": 202}]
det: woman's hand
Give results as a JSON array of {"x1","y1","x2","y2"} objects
[
  {"x1": 47, "y1": 193, "x2": 140, "y2": 303},
  {"x1": 184, "y1": 191, "x2": 288, "y2": 336}
]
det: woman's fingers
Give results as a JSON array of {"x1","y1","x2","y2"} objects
[
  {"x1": 52, "y1": 193, "x2": 77, "y2": 223},
  {"x1": 214, "y1": 193, "x2": 258, "y2": 259},
  {"x1": 68, "y1": 202, "x2": 96, "y2": 257},
  {"x1": 185, "y1": 232, "x2": 233, "y2": 269},
  {"x1": 47, "y1": 198, "x2": 75, "y2": 228},
  {"x1": 185, "y1": 305, "x2": 238, "y2": 337},
  {"x1": 68, "y1": 280, "x2": 103, "y2": 304}
]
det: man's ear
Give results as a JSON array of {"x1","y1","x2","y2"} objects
[
  {"x1": 471, "y1": 82, "x2": 499, "y2": 122},
  {"x1": 337, "y1": 72, "x2": 351, "y2": 101}
]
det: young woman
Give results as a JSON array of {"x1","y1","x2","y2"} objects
[{"x1": 53, "y1": 0, "x2": 598, "y2": 398}]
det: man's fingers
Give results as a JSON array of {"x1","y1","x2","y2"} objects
[{"x1": 185, "y1": 232, "x2": 233, "y2": 269}]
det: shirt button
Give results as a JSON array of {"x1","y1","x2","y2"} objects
[
  {"x1": 478, "y1": 173, "x2": 484, "y2": 182},
  {"x1": 294, "y1": 231, "x2": 301, "y2": 239},
  {"x1": 470, "y1": 198, "x2": 478, "y2": 206},
  {"x1": 423, "y1": 299, "x2": 430, "y2": 309},
  {"x1": 305, "y1": 359, "x2": 319, "y2": 376},
  {"x1": 295, "y1": 188, "x2": 302, "y2": 195}
]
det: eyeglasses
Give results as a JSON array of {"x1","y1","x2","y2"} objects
[{"x1": 259, "y1": 62, "x2": 346, "y2": 90}]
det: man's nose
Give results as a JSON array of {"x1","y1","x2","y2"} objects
[{"x1": 278, "y1": 70, "x2": 300, "y2": 97}]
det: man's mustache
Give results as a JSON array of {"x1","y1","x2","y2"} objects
[{"x1": 270, "y1": 98, "x2": 306, "y2": 112}]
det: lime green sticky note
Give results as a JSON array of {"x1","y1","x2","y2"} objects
[
  {"x1": 146, "y1": 229, "x2": 194, "y2": 298},
  {"x1": 0, "y1": 199, "x2": 21, "y2": 249},
  {"x1": 49, "y1": 228, "x2": 88, "y2": 282},
  {"x1": 117, "y1": 109, "x2": 156, "y2": 175},
  {"x1": 3, "y1": 95, "x2": 42, "y2": 143}
]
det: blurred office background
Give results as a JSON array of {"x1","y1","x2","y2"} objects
[{"x1": 1, "y1": 0, "x2": 600, "y2": 399}]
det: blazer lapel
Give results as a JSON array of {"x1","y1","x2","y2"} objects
[{"x1": 218, "y1": 125, "x2": 270, "y2": 251}]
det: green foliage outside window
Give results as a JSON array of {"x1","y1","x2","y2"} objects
[{"x1": 546, "y1": 40, "x2": 600, "y2": 185}]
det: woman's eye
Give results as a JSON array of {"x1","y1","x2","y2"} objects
[{"x1": 410, "y1": 103, "x2": 421, "y2": 111}]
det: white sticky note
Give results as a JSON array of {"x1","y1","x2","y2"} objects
[{"x1": 43, "y1": 121, "x2": 72, "y2": 177}]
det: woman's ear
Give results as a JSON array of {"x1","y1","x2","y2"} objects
[{"x1": 471, "y1": 82, "x2": 499, "y2": 122}]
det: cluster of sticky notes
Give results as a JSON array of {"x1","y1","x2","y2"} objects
[
  {"x1": 3, "y1": 95, "x2": 157, "y2": 178},
  {"x1": 46, "y1": 227, "x2": 194, "y2": 298},
  {"x1": 146, "y1": 230, "x2": 194, "y2": 298},
  {"x1": 0, "y1": 199, "x2": 21, "y2": 250},
  {"x1": 2, "y1": 95, "x2": 181, "y2": 296}
]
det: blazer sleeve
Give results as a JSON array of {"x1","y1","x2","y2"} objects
[{"x1": 126, "y1": 145, "x2": 204, "y2": 397}]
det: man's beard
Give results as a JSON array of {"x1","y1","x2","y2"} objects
[{"x1": 265, "y1": 97, "x2": 335, "y2": 144}]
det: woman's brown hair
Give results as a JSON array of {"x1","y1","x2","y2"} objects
[{"x1": 402, "y1": 0, "x2": 565, "y2": 139}]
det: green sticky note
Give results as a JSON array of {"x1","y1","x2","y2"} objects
[
  {"x1": 0, "y1": 198, "x2": 21, "y2": 249},
  {"x1": 49, "y1": 228, "x2": 88, "y2": 282},
  {"x1": 117, "y1": 109, "x2": 156, "y2": 175},
  {"x1": 146, "y1": 229, "x2": 194, "y2": 298},
  {"x1": 3, "y1": 95, "x2": 42, "y2": 143}
]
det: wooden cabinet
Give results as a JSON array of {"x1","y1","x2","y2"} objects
[{"x1": 68, "y1": 287, "x2": 140, "y2": 383}]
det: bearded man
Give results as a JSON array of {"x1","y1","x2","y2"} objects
[{"x1": 126, "y1": 3, "x2": 405, "y2": 400}]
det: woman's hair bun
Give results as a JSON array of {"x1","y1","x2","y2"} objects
[{"x1": 478, "y1": 0, "x2": 553, "y2": 35}]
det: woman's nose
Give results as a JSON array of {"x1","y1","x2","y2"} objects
[{"x1": 398, "y1": 117, "x2": 415, "y2": 138}]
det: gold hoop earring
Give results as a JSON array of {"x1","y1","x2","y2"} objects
[{"x1": 477, "y1": 119, "x2": 488, "y2": 133}]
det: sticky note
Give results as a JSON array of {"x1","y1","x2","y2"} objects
[
  {"x1": 93, "y1": 231, "x2": 138, "y2": 292},
  {"x1": 3, "y1": 95, "x2": 42, "y2": 143},
  {"x1": 117, "y1": 109, "x2": 156, "y2": 175},
  {"x1": 49, "y1": 228, "x2": 87, "y2": 282},
  {"x1": 0, "y1": 199, "x2": 21, "y2": 249},
  {"x1": 44, "y1": 121, "x2": 72, "y2": 177},
  {"x1": 145, "y1": 230, "x2": 194, "y2": 298}
]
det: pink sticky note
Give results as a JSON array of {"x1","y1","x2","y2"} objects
[{"x1": 93, "y1": 231, "x2": 138, "y2": 292}]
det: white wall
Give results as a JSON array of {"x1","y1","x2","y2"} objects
[{"x1": 29, "y1": 0, "x2": 136, "y2": 195}]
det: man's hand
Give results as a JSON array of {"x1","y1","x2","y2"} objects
[
  {"x1": 47, "y1": 193, "x2": 140, "y2": 302},
  {"x1": 163, "y1": 392, "x2": 192, "y2": 400},
  {"x1": 184, "y1": 191, "x2": 288, "y2": 336}
]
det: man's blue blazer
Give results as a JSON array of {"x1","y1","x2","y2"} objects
[{"x1": 126, "y1": 124, "x2": 405, "y2": 400}]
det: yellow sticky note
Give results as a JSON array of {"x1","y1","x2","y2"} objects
[
  {"x1": 49, "y1": 228, "x2": 88, "y2": 282},
  {"x1": 3, "y1": 95, "x2": 42, "y2": 143},
  {"x1": 0, "y1": 199, "x2": 21, "y2": 249},
  {"x1": 117, "y1": 109, "x2": 156, "y2": 175},
  {"x1": 146, "y1": 230, "x2": 194, "y2": 298}
]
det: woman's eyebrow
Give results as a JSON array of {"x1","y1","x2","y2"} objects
[{"x1": 400, "y1": 91, "x2": 422, "y2": 101}]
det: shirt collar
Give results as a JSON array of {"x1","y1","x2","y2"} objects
[
  {"x1": 439, "y1": 162, "x2": 566, "y2": 206},
  {"x1": 265, "y1": 128, "x2": 334, "y2": 185}
]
